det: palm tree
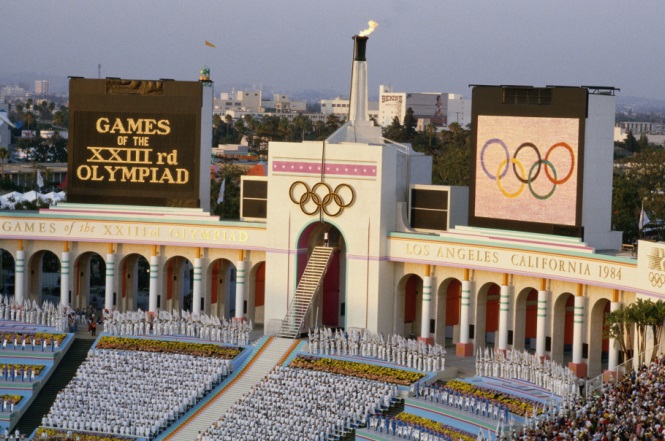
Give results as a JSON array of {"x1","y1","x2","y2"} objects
[
  {"x1": 604, "y1": 304, "x2": 632, "y2": 363},
  {"x1": 0, "y1": 148, "x2": 8, "y2": 179}
]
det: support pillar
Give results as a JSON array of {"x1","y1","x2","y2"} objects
[
  {"x1": 569, "y1": 285, "x2": 587, "y2": 378},
  {"x1": 148, "y1": 253, "x2": 159, "y2": 313},
  {"x1": 605, "y1": 294, "x2": 622, "y2": 382},
  {"x1": 418, "y1": 275, "x2": 433, "y2": 345},
  {"x1": 61, "y1": 250, "x2": 70, "y2": 309},
  {"x1": 536, "y1": 288, "x2": 549, "y2": 358},
  {"x1": 192, "y1": 256, "x2": 202, "y2": 316},
  {"x1": 104, "y1": 250, "x2": 114, "y2": 312},
  {"x1": 234, "y1": 259, "x2": 246, "y2": 320},
  {"x1": 498, "y1": 281, "x2": 511, "y2": 351},
  {"x1": 456, "y1": 275, "x2": 474, "y2": 357},
  {"x1": 15, "y1": 249, "x2": 24, "y2": 305}
]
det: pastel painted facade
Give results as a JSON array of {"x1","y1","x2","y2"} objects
[{"x1": 0, "y1": 40, "x2": 662, "y2": 382}]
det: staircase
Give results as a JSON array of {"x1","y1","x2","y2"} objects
[
  {"x1": 15, "y1": 338, "x2": 94, "y2": 436},
  {"x1": 278, "y1": 246, "x2": 333, "y2": 339},
  {"x1": 163, "y1": 337, "x2": 296, "y2": 440}
]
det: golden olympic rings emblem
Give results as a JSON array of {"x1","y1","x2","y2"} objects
[
  {"x1": 649, "y1": 272, "x2": 665, "y2": 288},
  {"x1": 289, "y1": 181, "x2": 355, "y2": 217}
]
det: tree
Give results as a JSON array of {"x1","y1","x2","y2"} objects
[
  {"x1": 403, "y1": 107, "x2": 417, "y2": 140},
  {"x1": 624, "y1": 131, "x2": 639, "y2": 153},
  {"x1": 604, "y1": 304, "x2": 632, "y2": 363},
  {"x1": 0, "y1": 148, "x2": 7, "y2": 178},
  {"x1": 211, "y1": 163, "x2": 244, "y2": 219},
  {"x1": 382, "y1": 116, "x2": 404, "y2": 141}
]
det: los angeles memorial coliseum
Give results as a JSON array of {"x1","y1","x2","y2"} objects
[{"x1": 1, "y1": 35, "x2": 664, "y2": 440}]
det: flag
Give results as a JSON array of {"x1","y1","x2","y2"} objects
[
  {"x1": 36, "y1": 170, "x2": 44, "y2": 188},
  {"x1": 205, "y1": 40, "x2": 216, "y2": 48},
  {"x1": 217, "y1": 178, "x2": 226, "y2": 204},
  {"x1": 639, "y1": 209, "x2": 651, "y2": 230}
]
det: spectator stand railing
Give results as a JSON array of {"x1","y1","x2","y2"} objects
[{"x1": 585, "y1": 342, "x2": 663, "y2": 402}]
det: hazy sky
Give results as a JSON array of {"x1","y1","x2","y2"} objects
[{"x1": 3, "y1": 0, "x2": 664, "y2": 100}]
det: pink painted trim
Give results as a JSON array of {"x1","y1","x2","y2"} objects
[
  {"x1": 47, "y1": 208, "x2": 215, "y2": 218},
  {"x1": 272, "y1": 161, "x2": 377, "y2": 177}
]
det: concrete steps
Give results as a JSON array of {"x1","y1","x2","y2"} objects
[{"x1": 165, "y1": 337, "x2": 296, "y2": 440}]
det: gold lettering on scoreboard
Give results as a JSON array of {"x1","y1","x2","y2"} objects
[{"x1": 75, "y1": 117, "x2": 189, "y2": 185}]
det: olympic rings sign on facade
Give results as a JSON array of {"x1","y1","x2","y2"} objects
[
  {"x1": 480, "y1": 138, "x2": 575, "y2": 200},
  {"x1": 649, "y1": 272, "x2": 665, "y2": 288},
  {"x1": 289, "y1": 181, "x2": 356, "y2": 217}
]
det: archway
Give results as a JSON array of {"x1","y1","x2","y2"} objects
[
  {"x1": 395, "y1": 274, "x2": 423, "y2": 338},
  {"x1": 27, "y1": 250, "x2": 60, "y2": 305},
  {"x1": 73, "y1": 252, "x2": 105, "y2": 311},
  {"x1": 435, "y1": 278, "x2": 461, "y2": 346},
  {"x1": 117, "y1": 254, "x2": 149, "y2": 312},
  {"x1": 162, "y1": 256, "x2": 193, "y2": 312},
  {"x1": 513, "y1": 287, "x2": 538, "y2": 351},
  {"x1": 248, "y1": 261, "x2": 265, "y2": 323},
  {"x1": 206, "y1": 259, "x2": 236, "y2": 318},
  {"x1": 0, "y1": 250, "x2": 15, "y2": 297},
  {"x1": 296, "y1": 222, "x2": 347, "y2": 329},
  {"x1": 551, "y1": 293, "x2": 575, "y2": 365},
  {"x1": 588, "y1": 298, "x2": 611, "y2": 378},
  {"x1": 475, "y1": 282, "x2": 500, "y2": 349}
]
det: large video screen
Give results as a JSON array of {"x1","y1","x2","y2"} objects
[
  {"x1": 68, "y1": 79, "x2": 203, "y2": 207},
  {"x1": 475, "y1": 115, "x2": 579, "y2": 225},
  {"x1": 469, "y1": 86, "x2": 587, "y2": 237}
]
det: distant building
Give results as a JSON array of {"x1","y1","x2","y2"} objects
[
  {"x1": 320, "y1": 96, "x2": 378, "y2": 121},
  {"x1": 35, "y1": 80, "x2": 50, "y2": 96},
  {"x1": 378, "y1": 85, "x2": 471, "y2": 129},
  {"x1": 214, "y1": 90, "x2": 262, "y2": 115},
  {"x1": 262, "y1": 94, "x2": 306, "y2": 113},
  {"x1": 0, "y1": 85, "x2": 28, "y2": 102},
  {"x1": 0, "y1": 111, "x2": 16, "y2": 148}
]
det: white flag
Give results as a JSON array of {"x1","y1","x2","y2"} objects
[
  {"x1": 639, "y1": 209, "x2": 650, "y2": 230},
  {"x1": 36, "y1": 170, "x2": 44, "y2": 188},
  {"x1": 217, "y1": 178, "x2": 226, "y2": 204}
]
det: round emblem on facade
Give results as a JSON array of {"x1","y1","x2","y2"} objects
[{"x1": 289, "y1": 181, "x2": 355, "y2": 217}]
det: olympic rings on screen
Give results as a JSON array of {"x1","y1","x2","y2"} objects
[
  {"x1": 497, "y1": 158, "x2": 525, "y2": 199},
  {"x1": 649, "y1": 272, "x2": 665, "y2": 288},
  {"x1": 479, "y1": 139, "x2": 575, "y2": 200},
  {"x1": 289, "y1": 181, "x2": 356, "y2": 217}
]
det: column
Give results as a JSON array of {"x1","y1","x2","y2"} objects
[
  {"x1": 148, "y1": 254, "x2": 159, "y2": 313},
  {"x1": 104, "y1": 249, "x2": 114, "y2": 311},
  {"x1": 606, "y1": 291, "x2": 622, "y2": 381},
  {"x1": 60, "y1": 249, "x2": 70, "y2": 308},
  {"x1": 419, "y1": 275, "x2": 433, "y2": 344},
  {"x1": 15, "y1": 249, "x2": 24, "y2": 305},
  {"x1": 569, "y1": 284, "x2": 587, "y2": 378},
  {"x1": 456, "y1": 273, "x2": 474, "y2": 357},
  {"x1": 192, "y1": 257, "x2": 202, "y2": 316},
  {"x1": 536, "y1": 288, "x2": 549, "y2": 358},
  {"x1": 234, "y1": 259, "x2": 246, "y2": 320},
  {"x1": 497, "y1": 282, "x2": 511, "y2": 351}
]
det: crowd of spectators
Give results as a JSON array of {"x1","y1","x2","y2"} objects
[{"x1": 506, "y1": 354, "x2": 665, "y2": 440}]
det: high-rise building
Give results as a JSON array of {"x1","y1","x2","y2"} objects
[{"x1": 35, "y1": 80, "x2": 50, "y2": 95}]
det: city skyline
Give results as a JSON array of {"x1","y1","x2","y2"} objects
[{"x1": 2, "y1": 1, "x2": 665, "y2": 100}]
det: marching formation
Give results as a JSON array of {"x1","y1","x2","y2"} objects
[
  {"x1": 475, "y1": 348, "x2": 580, "y2": 404},
  {"x1": 103, "y1": 309, "x2": 252, "y2": 346},
  {"x1": 41, "y1": 348, "x2": 232, "y2": 439},
  {"x1": 307, "y1": 327, "x2": 446, "y2": 372},
  {"x1": 200, "y1": 364, "x2": 396, "y2": 441},
  {"x1": 0, "y1": 296, "x2": 67, "y2": 332}
]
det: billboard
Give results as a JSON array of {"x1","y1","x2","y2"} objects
[
  {"x1": 67, "y1": 79, "x2": 204, "y2": 207},
  {"x1": 469, "y1": 86, "x2": 587, "y2": 237}
]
